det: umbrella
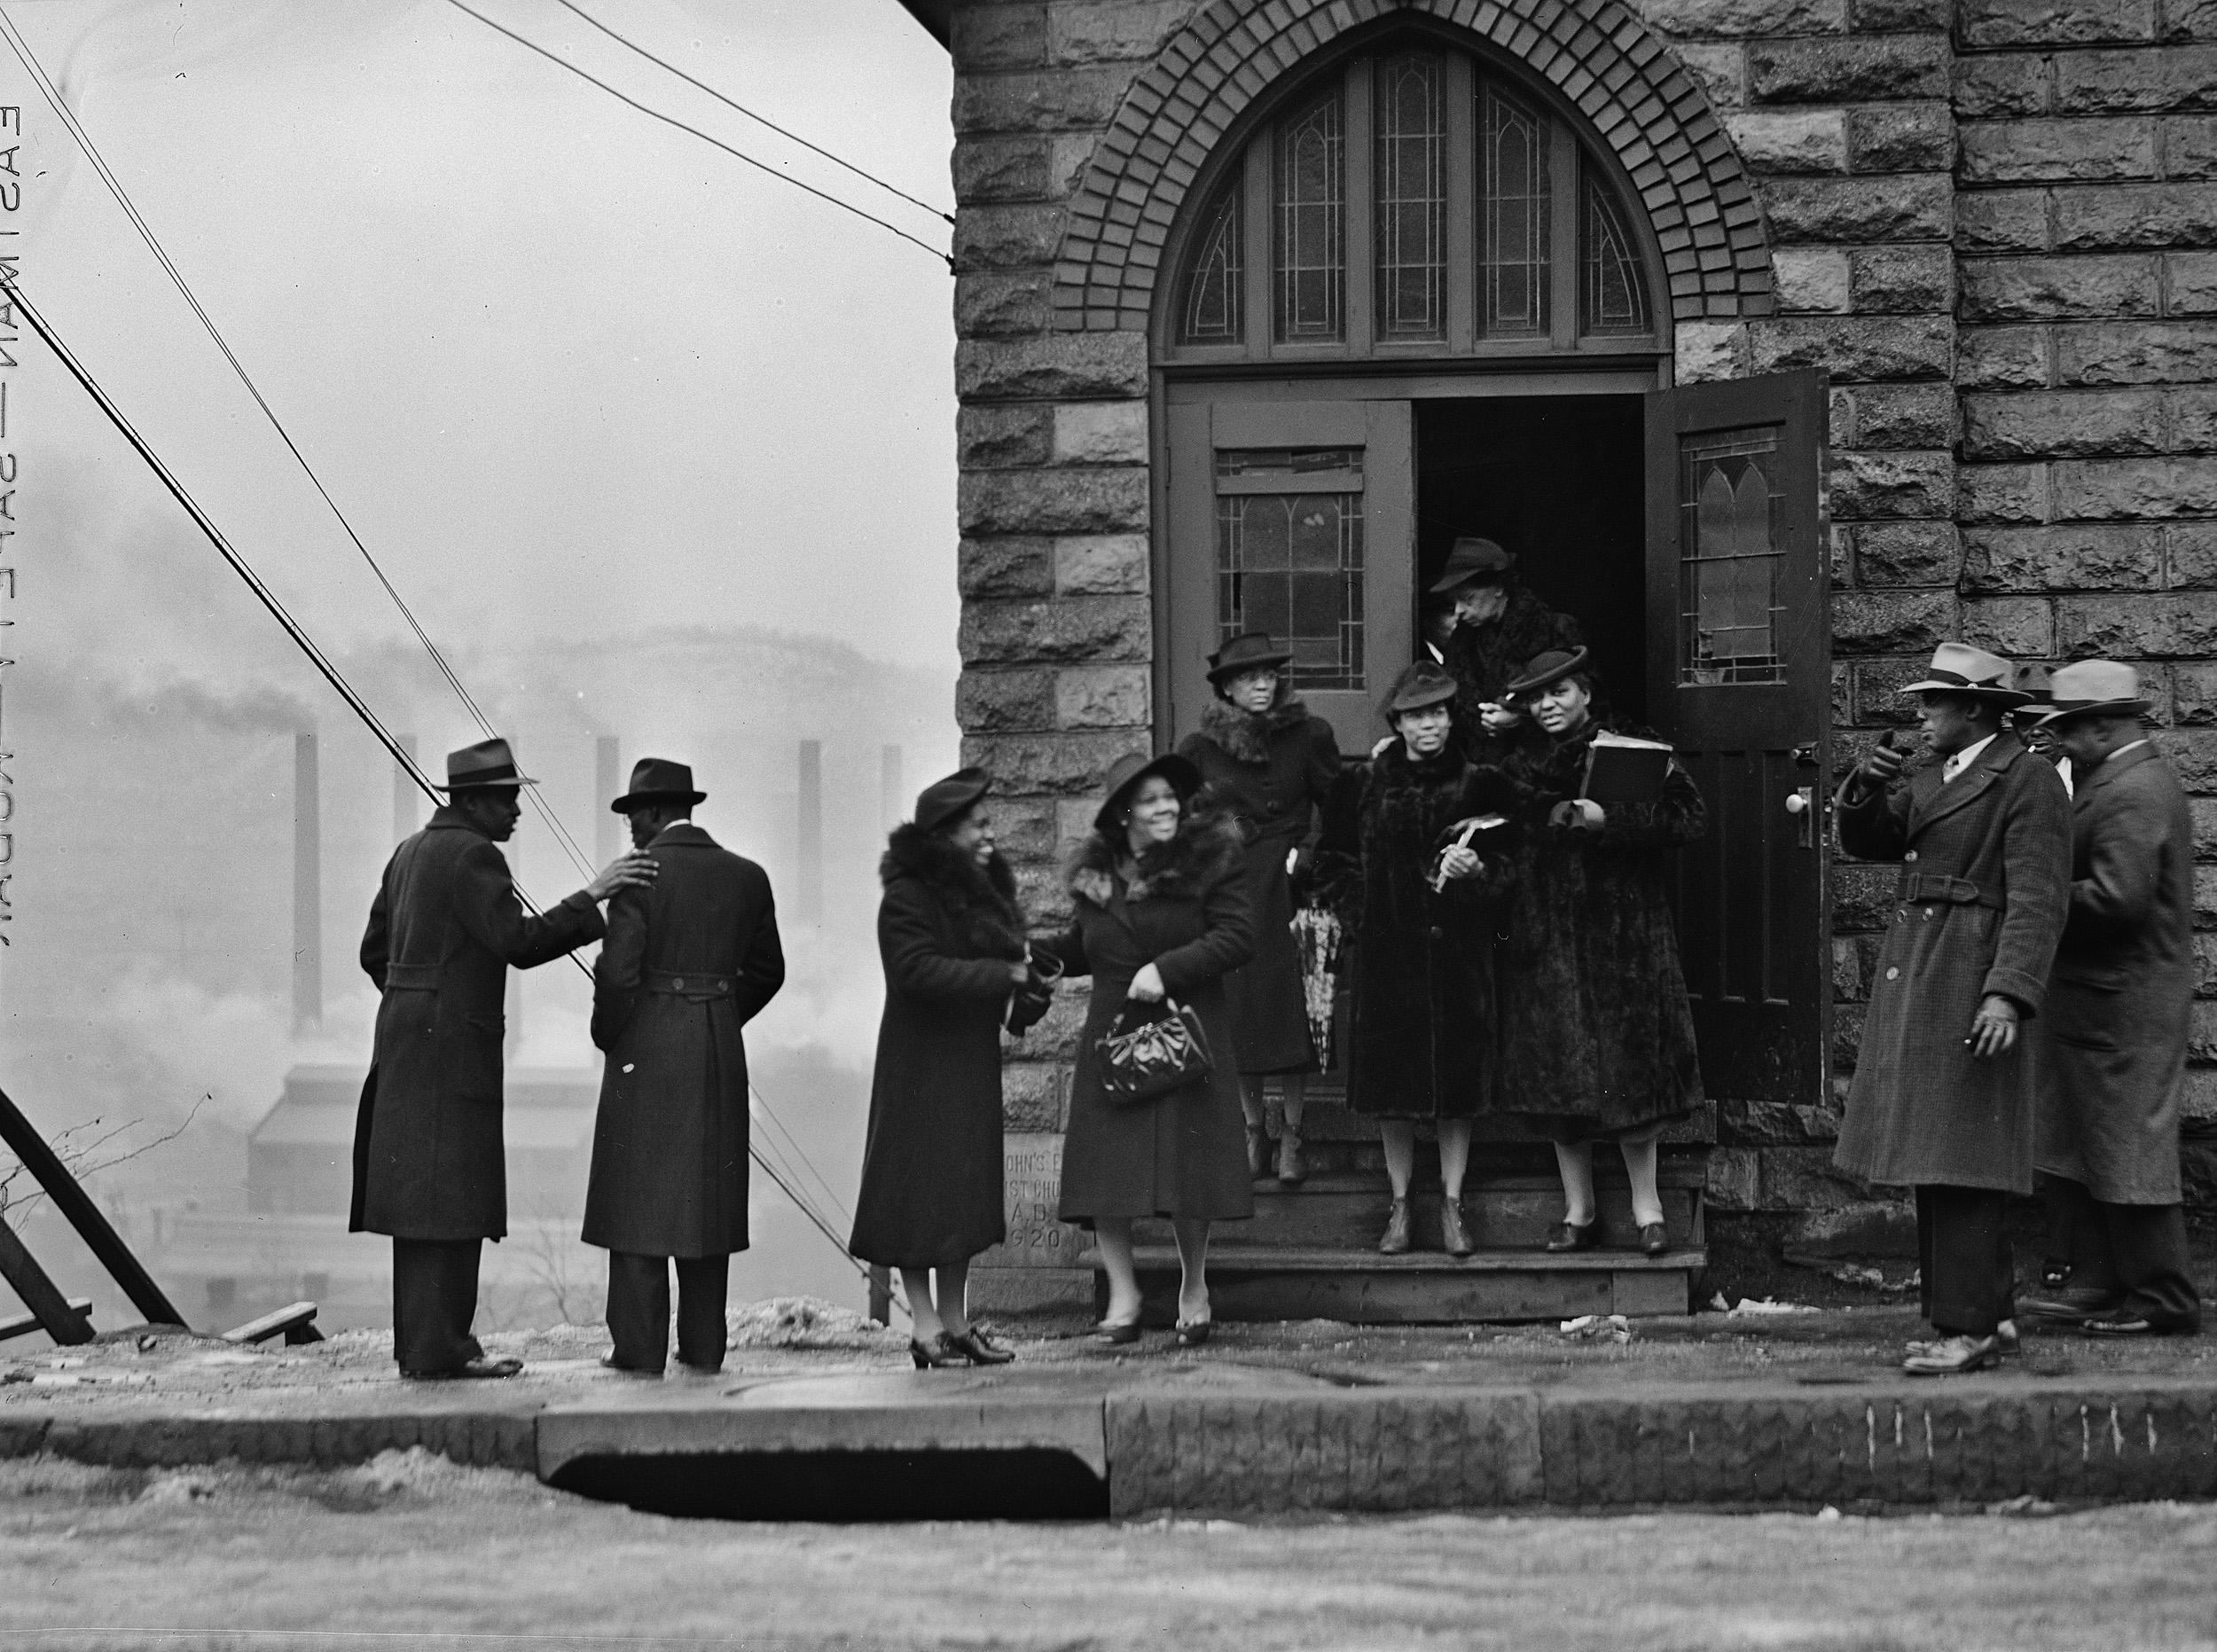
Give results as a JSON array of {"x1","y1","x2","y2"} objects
[{"x1": 1289, "y1": 900, "x2": 1343, "y2": 1071}]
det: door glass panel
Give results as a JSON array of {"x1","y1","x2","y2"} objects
[
  {"x1": 1273, "y1": 87, "x2": 1345, "y2": 342},
  {"x1": 1374, "y1": 52, "x2": 1445, "y2": 341},
  {"x1": 1177, "y1": 184, "x2": 1243, "y2": 345},
  {"x1": 1480, "y1": 87, "x2": 1549, "y2": 337},
  {"x1": 1216, "y1": 449, "x2": 1367, "y2": 691},
  {"x1": 1679, "y1": 427, "x2": 1785, "y2": 685}
]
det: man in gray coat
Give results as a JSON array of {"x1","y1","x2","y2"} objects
[
  {"x1": 356, "y1": 738, "x2": 654, "y2": 1379},
  {"x1": 1834, "y1": 645, "x2": 2073, "y2": 1375},
  {"x1": 2021, "y1": 662, "x2": 2202, "y2": 1337},
  {"x1": 584, "y1": 758, "x2": 785, "y2": 1376}
]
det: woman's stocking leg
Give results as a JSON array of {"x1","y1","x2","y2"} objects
[
  {"x1": 1275, "y1": 1074, "x2": 1310, "y2": 1182},
  {"x1": 1552, "y1": 1140, "x2": 1598, "y2": 1227},
  {"x1": 934, "y1": 1260, "x2": 971, "y2": 1339},
  {"x1": 898, "y1": 1267, "x2": 943, "y2": 1341},
  {"x1": 1437, "y1": 1119, "x2": 1473, "y2": 1205},
  {"x1": 1240, "y1": 1078, "x2": 1269, "y2": 1178},
  {"x1": 1381, "y1": 1121, "x2": 1417, "y2": 1201},
  {"x1": 1093, "y1": 1218, "x2": 1143, "y2": 1327},
  {"x1": 1618, "y1": 1128, "x2": 1665, "y2": 1228},
  {"x1": 1171, "y1": 1217, "x2": 1211, "y2": 1326}
]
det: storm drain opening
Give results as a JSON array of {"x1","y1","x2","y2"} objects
[{"x1": 549, "y1": 1448, "x2": 1110, "y2": 1522}]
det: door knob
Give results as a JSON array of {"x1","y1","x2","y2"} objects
[
  {"x1": 1786, "y1": 786, "x2": 1817, "y2": 849},
  {"x1": 1784, "y1": 791, "x2": 1809, "y2": 815}
]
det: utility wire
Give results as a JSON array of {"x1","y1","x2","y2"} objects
[
  {"x1": 554, "y1": 0, "x2": 953, "y2": 228},
  {"x1": 443, "y1": 0, "x2": 953, "y2": 269},
  {"x1": 9, "y1": 280, "x2": 874, "y2": 1300}
]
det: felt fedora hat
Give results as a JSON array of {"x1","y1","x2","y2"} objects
[
  {"x1": 1501, "y1": 646, "x2": 1593, "y2": 700},
  {"x1": 2009, "y1": 663, "x2": 2056, "y2": 727},
  {"x1": 1205, "y1": 630, "x2": 1294, "y2": 685},
  {"x1": 609, "y1": 756, "x2": 707, "y2": 814},
  {"x1": 1429, "y1": 536, "x2": 1516, "y2": 593},
  {"x1": 2037, "y1": 659, "x2": 2156, "y2": 725},
  {"x1": 1093, "y1": 750, "x2": 1202, "y2": 836},
  {"x1": 1378, "y1": 659, "x2": 1461, "y2": 721},
  {"x1": 1900, "y1": 642, "x2": 2031, "y2": 705},
  {"x1": 441, "y1": 737, "x2": 538, "y2": 792},
  {"x1": 913, "y1": 766, "x2": 991, "y2": 834}
]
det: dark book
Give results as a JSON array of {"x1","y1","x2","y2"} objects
[{"x1": 1580, "y1": 732, "x2": 1673, "y2": 803}]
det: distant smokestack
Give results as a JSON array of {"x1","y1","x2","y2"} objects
[
  {"x1": 293, "y1": 732, "x2": 322, "y2": 1033},
  {"x1": 597, "y1": 736, "x2": 621, "y2": 864},
  {"x1": 797, "y1": 740, "x2": 822, "y2": 923},
  {"x1": 881, "y1": 744, "x2": 903, "y2": 829},
  {"x1": 393, "y1": 732, "x2": 419, "y2": 843}
]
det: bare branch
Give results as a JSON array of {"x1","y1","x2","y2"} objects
[{"x1": 0, "y1": 1093, "x2": 208, "y2": 1230}]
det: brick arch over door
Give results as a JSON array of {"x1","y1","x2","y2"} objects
[{"x1": 1051, "y1": 0, "x2": 1774, "y2": 334}]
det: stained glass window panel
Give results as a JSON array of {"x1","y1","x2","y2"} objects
[
  {"x1": 1274, "y1": 88, "x2": 1345, "y2": 342},
  {"x1": 1480, "y1": 88, "x2": 1549, "y2": 337},
  {"x1": 1217, "y1": 455, "x2": 1367, "y2": 691},
  {"x1": 1374, "y1": 53, "x2": 1445, "y2": 341},
  {"x1": 1178, "y1": 184, "x2": 1243, "y2": 346},
  {"x1": 1581, "y1": 173, "x2": 1650, "y2": 336},
  {"x1": 1679, "y1": 427, "x2": 1785, "y2": 685}
]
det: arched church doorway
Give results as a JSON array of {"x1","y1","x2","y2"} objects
[{"x1": 1152, "y1": 21, "x2": 1834, "y2": 1115}]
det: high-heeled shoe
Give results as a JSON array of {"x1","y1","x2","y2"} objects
[
  {"x1": 1173, "y1": 1318, "x2": 1212, "y2": 1348},
  {"x1": 1378, "y1": 1198, "x2": 1413, "y2": 1255},
  {"x1": 908, "y1": 1332, "x2": 970, "y2": 1369},
  {"x1": 1639, "y1": 1222, "x2": 1669, "y2": 1257},
  {"x1": 1093, "y1": 1316, "x2": 1142, "y2": 1346},
  {"x1": 1546, "y1": 1219, "x2": 1597, "y2": 1253},
  {"x1": 945, "y1": 1326, "x2": 1014, "y2": 1366}
]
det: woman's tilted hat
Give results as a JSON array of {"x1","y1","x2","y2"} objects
[
  {"x1": 1501, "y1": 646, "x2": 1592, "y2": 700},
  {"x1": 609, "y1": 756, "x2": 708, "y2": 814},
  {"x1": 1378, "y1": 660, "x2": 1461, "y2": 722},
  {"x1": 441, "y1": 737, "x2": 538, "y2": 792},
  {"x1": 2037, "y1": 660, "x2": 2155, "y2": 725},
  {"x1": 913, "y1": 766, "x2": 992, "y2": 834},
  {"x1": 1093, "y1": 750, "x2": 1202, "y2": 835},
  {"x1": 1429, "y1": 536, "x2": 1516, "y2": 593},
  {"x1": 1900, "y1": 643, "x2": 2032, "y2": 706},
  {"x1": 1205, "y1": 630, "x2": 1294, "y2": 685}
]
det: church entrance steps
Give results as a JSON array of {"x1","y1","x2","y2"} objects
[{"x1": 1104, "y1": 1243, "x2": 1705, "y2": 1324}]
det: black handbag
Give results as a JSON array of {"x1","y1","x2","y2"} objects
[{"x1": 1094, "y1": 996, "x2": 1213, "y2": 1107}]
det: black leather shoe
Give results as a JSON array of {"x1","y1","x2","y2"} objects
[
  {"x1": 597, "y1": 1353, "x2": 658, "y2": 1377},
  {"x1": 1093, "y1": 1317, "x2": 1142, "y2": 1346},
  {"x1": 1639, "y1": 1222, "x2": 1669, "y2": 1257},
  {"x1": 946, "y1": 1327, "x2": 1014, "y2": 1366},
  {"x1": 1378, "y1": 1198, "x2": 1414, "y2": 1255},
  {"x1": 909, "y1": 1333, "x2": 970, "y2": 1368},
  {"x1": 2080, "y1": 1310, "x2": 2187, "y2": 1338},
  {"x1": 1173, "y1": 1318, "x2": 1213, "y2": 1349},
  {"x1": 1546, "y1": 1220, "x2": 1597, "y2": 1254},
  {"x1": 403, "y1": 1356, "x2": 522, "y2": 1382},
  {"x1": 1440, "y1": 1201, "x2": 1474, "y2": 1257},
  {"x1": 2021, "y1": 1285, "x2": 2125, "y2": 1323}
]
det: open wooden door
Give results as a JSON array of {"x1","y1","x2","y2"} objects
[
  {"x1": 1165, "y1": 396, "x2": 1415, "y2": 754},
  {"x1": 1644, "y1": 369, "x2": 1831, "y2": 1107}
]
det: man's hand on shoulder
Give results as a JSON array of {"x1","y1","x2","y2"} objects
[{"x1": 587, "y1": 851, "x2": 659, "y2": 904}]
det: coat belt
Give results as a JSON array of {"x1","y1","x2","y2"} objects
[
  {"x1": 1897, "y1": 871, "x2": 2003, "y2": 911},
  {"x1": 643, "y1": 968, "x2": 735, "y2": 998},
  {"x1": 381, "y1": 962, "x2": 441, "y2": 990}
]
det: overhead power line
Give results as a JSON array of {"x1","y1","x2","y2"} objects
[
  {"x1": 443, "y1": 0, "x2": 953, "y2": 269},
  {"x1": 554, "y1": 0, "x2": 953, "y2": 228}
]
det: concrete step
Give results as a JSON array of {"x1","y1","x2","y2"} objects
[
  {"x1": 1101, "y1": 1242, "x2": 1705, "y2": 1324},
  {"x1": 1155, "y1": 1170, "x2": 1704, "y2": 1253}
]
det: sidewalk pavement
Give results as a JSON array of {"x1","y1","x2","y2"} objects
[{"x1": 5, "y1": 1301, "x2": 2215, "y2": 1514}]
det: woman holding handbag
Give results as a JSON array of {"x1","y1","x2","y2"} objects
[
  {"x1": 1037, "y1": 751, "x2": 1256, "y2": 1347},
  {"x1": 850, "y1": 768, "x2": 1051, "y2": 1369}
]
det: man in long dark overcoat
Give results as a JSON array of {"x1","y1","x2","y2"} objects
[
  {"x1": 2021, "y1": 662, "x2": 2202, "y2": 1336},
  {"x1": 1833, "y1": 644, "x2": 2072, "y2": 1375},
  {"x1": 584, "y1": 758, "x2": 785, "y2": 1376},
  {"x1": 354, "y1": 737, "x2": 653, "y2": 1379}
]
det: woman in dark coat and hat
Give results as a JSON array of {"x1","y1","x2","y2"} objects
[
  {"x1": 1311, "y1": 661, "x2": 1516, "y2": 1256},
  {"x1": 1176, "y1": 631, "x2": 1341, "y2": 1184},
  {"x1": 850, "y1": 768, "x2": 1044, "y2": 1369},
  {"x1": 1492, "y1": 648, "x2": 1706, "y2": 1257},
  {"x1": 1037, "y1": 751, "x2": 1255, "y2": 1346}
]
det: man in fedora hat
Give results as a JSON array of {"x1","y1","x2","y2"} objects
[
  {"x1": 2017, "y1": 663, "x2": 2201, "y2": 1337},
  {"x1": 583, "y1": 757, "x2": 786, "y2": 1376},
  {"x1": 1832, "y1": 644, "x2": 2073, "y2": 1374},
  {"x1": 1428, "y1": 536, "x2": 1584, "y2": 756},
  {"x1": 354, "y1": 737, "x2": 656, "y2": 1380}
]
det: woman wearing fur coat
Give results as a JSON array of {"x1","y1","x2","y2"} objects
[
  {"x1": 1038, "y1": 751, "x2": 1256, "y2": 1347},
  {"x1": 1176, "y1": 630, "x2": 1341, "y2": 1184},
  {"x1": 850, "y1": 768, "x2": 1043, "y2": 1369}
]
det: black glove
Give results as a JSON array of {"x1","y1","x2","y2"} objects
[{"x1": 1007, "y1": 968, "x2": 1054, "y2": 1037}]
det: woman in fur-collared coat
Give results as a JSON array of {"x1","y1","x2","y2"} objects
[
  {"x1": 1176, "y1": 630, "x2": 1341, "y2": 1184},
  {"x1": 850, "y1": 769, "x2": 1039, "y2": 1367},
  {"x1": 1037, "y1": 752, "x2": 1255, "y2": 1345}
]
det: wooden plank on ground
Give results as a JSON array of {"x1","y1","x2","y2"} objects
[{"x1": 221, "y1": 1300, "x2": 321, "y2": 1345}]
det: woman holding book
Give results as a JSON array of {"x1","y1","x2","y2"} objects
[{"x1": 1492, "y1": 648, "x2": 1705, "y2": 1257}]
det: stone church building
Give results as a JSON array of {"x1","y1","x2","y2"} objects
[{"x1": 895, "y1": 0, "x2": 2217, "y2": 1318}]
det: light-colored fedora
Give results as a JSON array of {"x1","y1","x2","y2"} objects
[
  {"x1": 1900, "y1": 643, "x2": 2031, "y2": 706},
  {"x1": 2036, "y1": 660, "x2": 2155, "y2": 725}
]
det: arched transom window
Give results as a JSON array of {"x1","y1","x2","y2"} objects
[{"x1": 1165, "y1": 45, "x2": 1660, "y2": 362}]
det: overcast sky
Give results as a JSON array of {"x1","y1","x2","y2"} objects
[{"x1": 8, "y1": 0, "x2": 958, "y2": 666}]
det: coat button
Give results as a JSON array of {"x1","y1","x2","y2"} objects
[
  {"x1": 1886, "y1": 967, "x2": 1900, "y2": 981},
  {"x1": 1905, "y1": 850, "x2": 1918, "y2": 862},
  {"x1": 1430, "y1": 926, "x2": 1444, "y2": 940},
  {"x1": 1923, "y1": 908, "x2": 1934, "y2": 920},
  {"x1": 673, "y1": 977, "x2": 685, "y2": 990}
]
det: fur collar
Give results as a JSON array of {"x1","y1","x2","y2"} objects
[
  {"x1": 1065, "y1": 807, "x2": 1243, "y2": 909},
  {"x1": 1198, "y1": 693, "x2": 1315, "y2": 765},
  {"x1": 881, "y1": 822, "x2": 1026, "y2": 959}
]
